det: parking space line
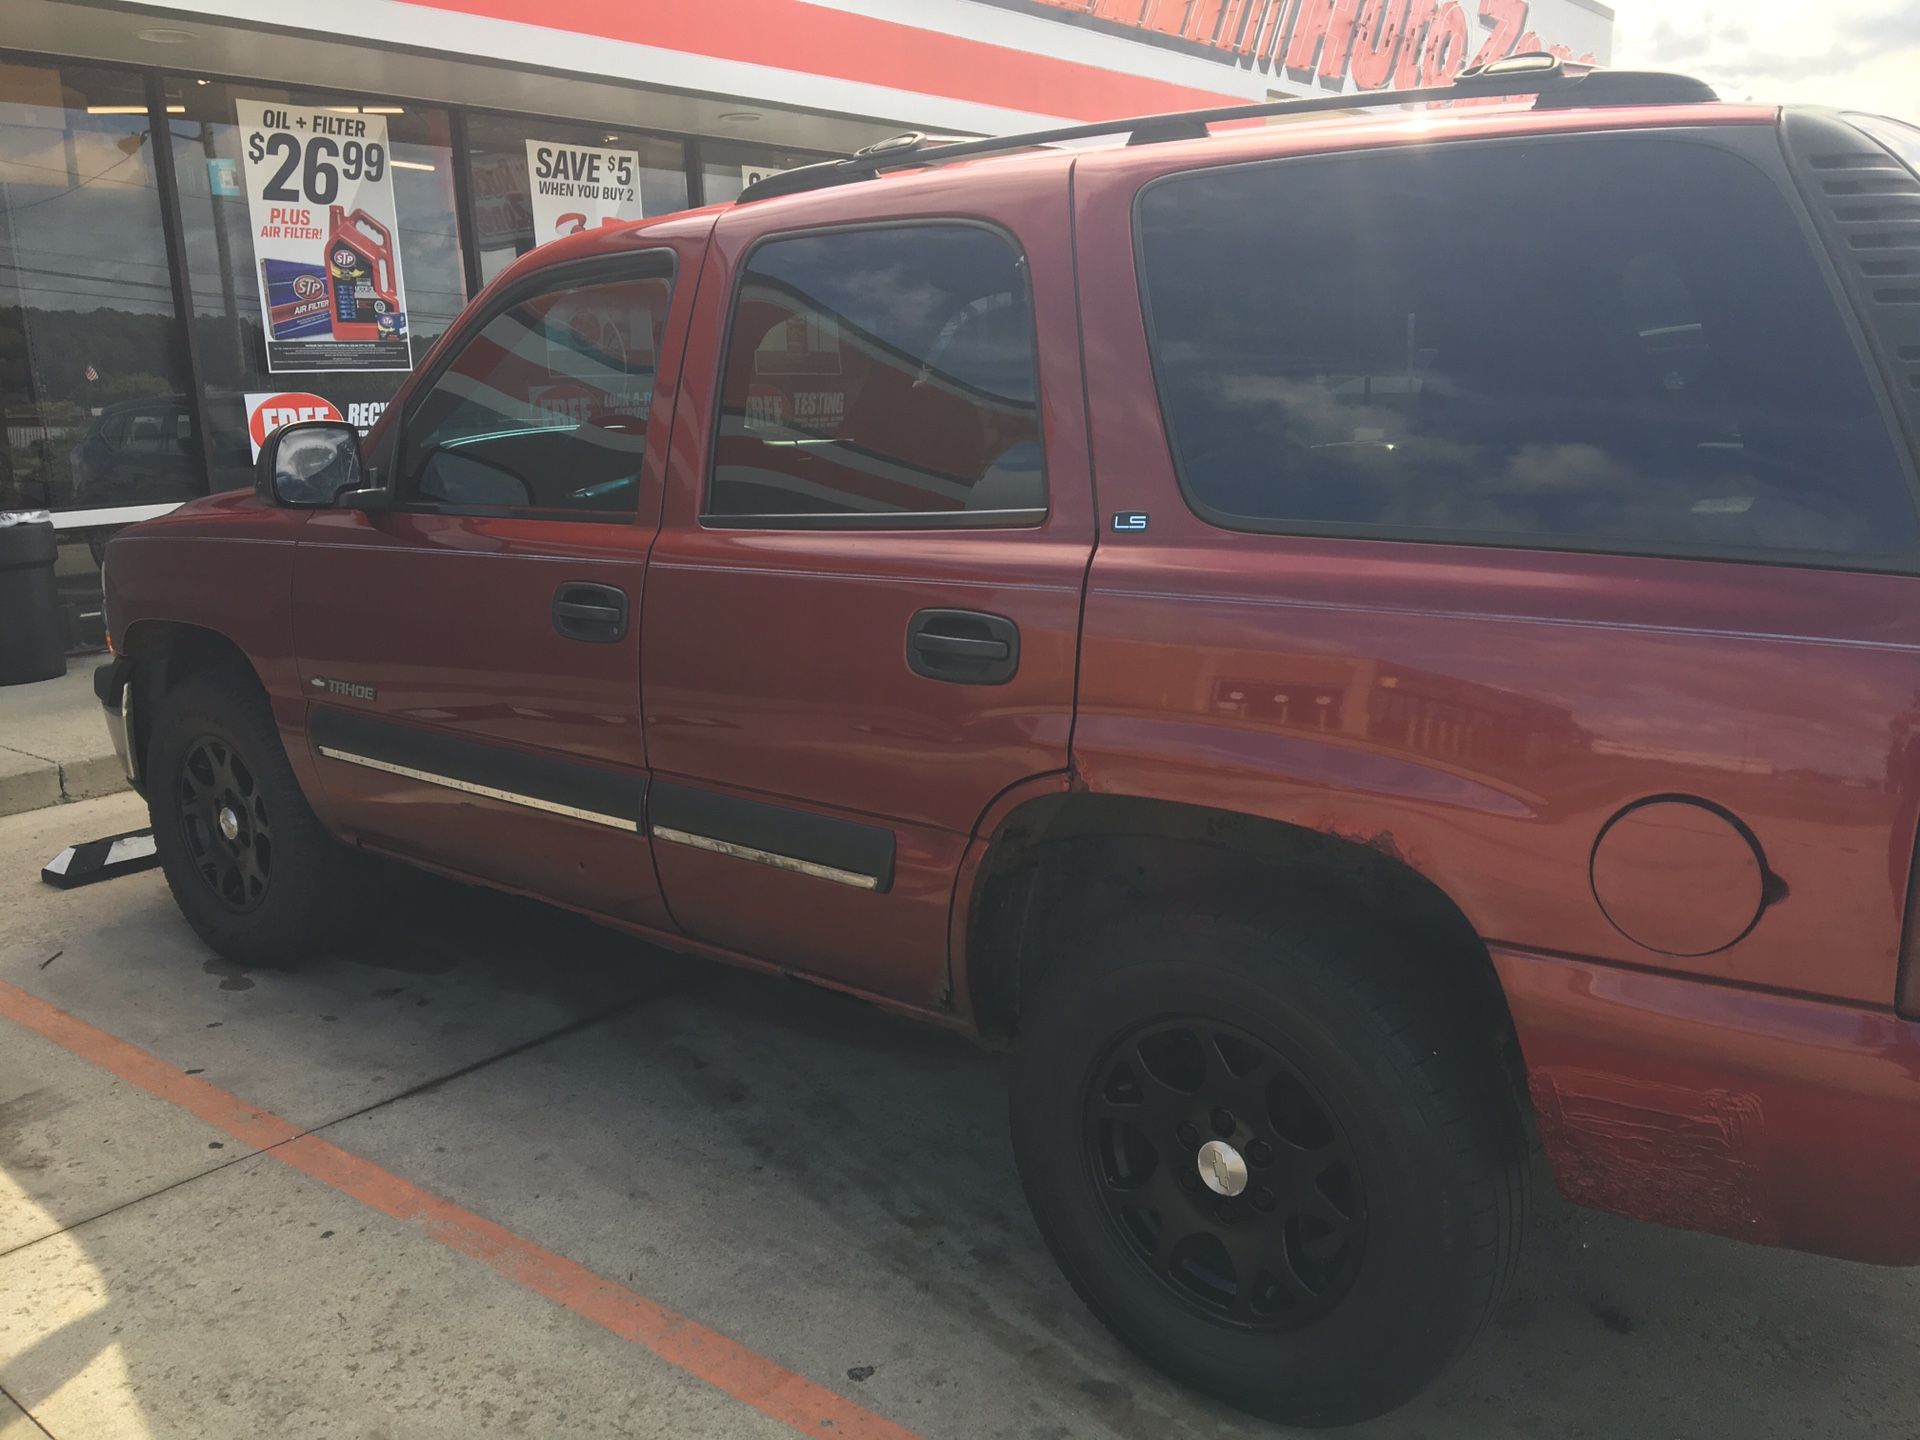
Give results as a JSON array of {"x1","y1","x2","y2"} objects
[{"x1": 0, "y1": 978, "x2": 924, "y2": 1440}]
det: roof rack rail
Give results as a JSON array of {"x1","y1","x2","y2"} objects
[{"x1": 736, "y1": 54, "x2": 1717, "y2": 203}]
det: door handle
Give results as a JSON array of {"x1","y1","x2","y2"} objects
[
  {"x1": 907, "y1": 609, "x2": 1019, "y2": 685},
  {"x1": 553, "y1": 581, "x2": 629, "y2": 643}
]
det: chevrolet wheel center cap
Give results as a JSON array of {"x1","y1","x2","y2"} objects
[
  {"x1": 1197, "y1": 1139, "x2": 1248, "y2": 1198},
  {"x1": 218, "y1": 806, "x2": 241, "y2": 842}
]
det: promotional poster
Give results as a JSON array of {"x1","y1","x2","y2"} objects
[
  {"x1": 237, "y1": 99, "x2": 414, "y2": 373},
  {"x1": 524, "y1": 139, "x2": 647, "y2": 245}
]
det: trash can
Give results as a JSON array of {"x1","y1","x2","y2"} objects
[{"x1": 0, "y1": 510, "x2": 66, "y2": 686}]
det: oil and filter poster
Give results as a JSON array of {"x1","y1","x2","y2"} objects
[
  {"x1": 525, "y1": 140, "x2": 646, "y2": 246},
  {"x1": 236, "y1": 100, "x2": 413, "y2": 374}
]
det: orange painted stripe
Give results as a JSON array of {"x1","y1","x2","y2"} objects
[
  {"x1": 0, "y1": 978, "x2": 922, "y2": 1440},
  {"x1": 0, "y1": 982, "x2": 301, "y2": 1151}
]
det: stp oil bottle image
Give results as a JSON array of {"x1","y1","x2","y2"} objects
[{"x1": 326, "y1": 206, "x2": 400, "y2": 342}]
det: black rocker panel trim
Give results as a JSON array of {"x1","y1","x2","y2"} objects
[
  {"x1": 648, "y1": 779, "x2": 896, "y2": 892},
  {"x1": 308, "y1": 706, "x2": 644, "y2": 829}
]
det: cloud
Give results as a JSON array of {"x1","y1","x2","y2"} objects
[{"x1": 1611, "y1": 0, "x2": 1919, "y2": 120}]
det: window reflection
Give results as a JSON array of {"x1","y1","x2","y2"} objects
[
  {"x1": 464, "y1": 114, "x2": 687, "y2": 285},
  {"x1": 164, "y1": 80, "x2": 470, "y2": 494},
  {"x1": 698, "y1": 139, "x2": 834, "y2": 206},
  {"x1": 709, "y1": 225, "x2": 1045, "y2": 522},
  {"x1": 0, "y1": 60, "x2": 194, "y2": 519},
  {"x1": 401, "y1": 266, "x2": 674, "y2": 514},
  {"x1": 1138, "y1": 140, "x2": 1920, "y2": 563}
]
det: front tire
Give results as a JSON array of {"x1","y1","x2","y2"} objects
[
  {"x1": 148, "y1": 666, "x2": 368, "y2": 967},
  {"x1": 1009, "y1": 901, "x2": 1528, "y2": 1426}
]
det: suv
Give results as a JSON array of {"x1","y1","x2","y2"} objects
[{"x1": 95, "y1": 63, "x2": 1920, "y2": 1425}]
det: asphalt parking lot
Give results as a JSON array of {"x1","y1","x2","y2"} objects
[{"x1": 3, "y1": 792, "x2": 1918, "y2": 1440}]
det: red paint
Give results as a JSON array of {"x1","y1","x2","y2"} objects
[
  {"x1": 104, "y1": 98, "x2": 1920, "y2": 1269},
  {"x1": 1494, "y1": 950, "x2": 1920, "y2": 1263},
  {"x1": 325, "y1": 207, "x2": 400, "y2": 343},
  {"x1": 291, "y1": 231, "x2": 701, "y2": 926},
  {"x1": 247, "y1": 392, "x2": 341, "y2": 452},
  {"x1": 1394, "y1": 0, "x2": 1441, "y2": 87},
  {"x1": 1349, "y1": 0, "x2": 1409, "y2": 91},
  {"x1": 1469, "y1": 0, "x2": 1530, "y2": 70},
  {"x1": 0, "y1": 979, "x2": 925, "y2": 1440},
  {"x1": 638, "y1": 162, "x2": 1093, "y2": 1004},
  {"x1": 1589, "y1": 801, "x2": 1767, "y2": 958},
  {"x1": 409, "y1": 0, "x2": 1244, "y2": 121},
  {"x1": 1064, "y1": 101, "x2": 1893, "y2": 1005},
  {"x1": 401, "y1": 0, "x2": 1589, "y2": 112},
  {"x1": 1284, "y1": 0, "x2": 1363, "y2": 79}
]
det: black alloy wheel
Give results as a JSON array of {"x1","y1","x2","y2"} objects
[
  {"x1": 1011, "y1": 903, "x2": 1530, "y2": 1425},
  {"x1": 1085, "y1": 1017, "x2": 1364, "y2": 1330},
  {"x1": 148, "y1": 666, "x2": 374, "y2": 966},
  {"x1": 176, "y1": 733, "x2": 273, "y2": 912}
]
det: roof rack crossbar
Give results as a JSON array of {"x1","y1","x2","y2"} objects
[{"x1": 736, "y1": 58, "x2": 1715, "y2": 203}]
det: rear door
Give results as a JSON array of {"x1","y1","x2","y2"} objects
[
  {"x1": 291, "y1": 238, "x2": 698, "y2": 927},
  {"x1": 640, "y1": 169, "x2": 1093, "y2": 1004}
]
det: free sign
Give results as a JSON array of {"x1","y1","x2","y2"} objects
[{"x1": 245, "y1": 391, "x2": 344, "y2": 460}]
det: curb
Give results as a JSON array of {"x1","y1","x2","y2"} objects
[{"x1": 0, "y1": 751, "x2": 129, "y2": 819}]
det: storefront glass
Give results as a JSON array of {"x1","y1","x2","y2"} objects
[
  {"x1": 1, "y1": 47, "x2": 849, "y2": 656},
  {"x1": 699, "y1": 139, "x2": 832, "y2": 205},
  {"x1": 1, "y1": 58, "x2": 195, "y2": 648},
  {"x1": 465, "y1": 114, "x2": 687, "y2": 285},
  {"x1": 1, "y1": 59, "x2": 196, "y2": 513},
  {"x1": 164, "y1": 79, "x2": 468, "y2": 494}
]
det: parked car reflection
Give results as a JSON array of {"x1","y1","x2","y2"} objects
[{"x1": 67, "y1": 393, "x2": 247, "y2": 513}]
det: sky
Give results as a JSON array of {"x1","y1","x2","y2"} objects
[{"x1": 1610, "y1": 1, "x2": 1920, "y2": 122}]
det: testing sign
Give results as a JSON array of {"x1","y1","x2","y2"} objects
[
  {"x1": 526, "y1": 140, "x2": 646, "y2": 247},
  {"x1": 237, "y1": 100, "x2": 412, "y2": 375}
]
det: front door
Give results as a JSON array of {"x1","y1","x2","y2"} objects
[
  {"x1": 292, "y1": 244, "x2": 692, "y2": 927},
  {"x1": 641, "y1": 178, "x2": 1094, "y2": 1004}
]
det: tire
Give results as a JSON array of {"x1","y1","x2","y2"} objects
[
  {"x1": 1009, "y1": 899, "x2": 1528, "y2": 1426},
  {"x1": 147, "y1": 665, "x2": 369, "y2": 967}
]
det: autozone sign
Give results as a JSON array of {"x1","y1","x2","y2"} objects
[{"x1": 998, "y1": 0, "x2": 1600, "y2": 90}]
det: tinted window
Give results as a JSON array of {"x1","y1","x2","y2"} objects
[
  {"x1": 401, "y1": 258, "x2": 674, "y2": 514},
  {"x1": 1137, "y1": 138, "x2": 1919, "y2": 563},
  {"x1": 707, "y1": 224, "x2": 1045, "y2": 523}
]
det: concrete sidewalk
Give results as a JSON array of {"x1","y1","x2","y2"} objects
[{"x1": 0, "y1": 665, "x2": 125, "y2": 818}]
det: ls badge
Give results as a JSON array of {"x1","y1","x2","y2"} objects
[{"x1": 1111, "y1": 511, "x2": 1149, "y2": 532}]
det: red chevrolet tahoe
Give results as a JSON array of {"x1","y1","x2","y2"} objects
[{"x1": 93, "y1": 60, "x2": 1920, "y2": 1425}]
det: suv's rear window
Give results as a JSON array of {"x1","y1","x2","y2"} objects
[{"x1": 1136, "y1": 136, "x2": 1919, "y2": 565}]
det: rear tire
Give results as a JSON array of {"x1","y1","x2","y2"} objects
[
  {"x1": 147, "y1": 666, "x2": 369, "y2": 967},
  {"x1": 1009, "y1": 900, "x2": 1528, "y2": 1426}
]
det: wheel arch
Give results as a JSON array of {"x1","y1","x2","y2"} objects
[
  {"x1": 117, "y1": 619, "x2": 270, "y2": 781},
  {"x1": 961, "y1": 792, "x2": 1522, "y2": 1076}
]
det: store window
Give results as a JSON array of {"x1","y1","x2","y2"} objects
[
  {"x1": 1, "y1": 58, "x2": 194, "y2": 648},
  {"x1": 699, "y1": 139, "x2": 832, "y2": 205},
  {"x1": 400, "y1": 258, "x2": 675, "y2": 515},
  {"x1": 0, "y1": 60, "x2": 195, "y2": 517},
  {"x1": 707, "y1": 224, "x2": 1045, "y2": 523},
  {"x1": 165, "y1": 78, "x2": 468, "y2": 494},
  {"x1": 464, "y1": 115, "x2": 687, "y2": 286}
]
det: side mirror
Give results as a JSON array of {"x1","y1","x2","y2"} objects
[{"x1": 257, "y1": 421, "x2": 383, "y2": 508}]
